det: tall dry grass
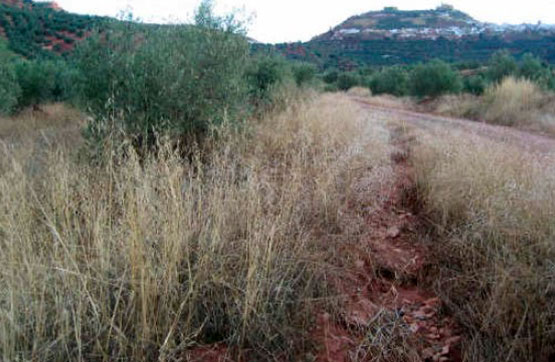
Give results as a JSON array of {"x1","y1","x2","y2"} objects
[
  {"x1": 433, "y1": 77, "x2": 555, "y2": 136},
  {"x1": 413, "y1": 129, "x2": 555, "y2": 361},
  {"x1": 0, "y1": 94, "x2": 391, "y2": 360},
  {"x1": 482, "y1": 77, "x2": 546, "y2": 126}
]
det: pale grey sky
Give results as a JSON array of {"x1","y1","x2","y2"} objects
[{"x1": 48, "y1": 0, "x2": 555, "y2": 43}]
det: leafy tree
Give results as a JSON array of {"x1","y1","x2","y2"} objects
[
  {"x1": 409, "y1": 59, "x2": 462, "y2": 98},
  {"x1": 322, "y1": 69, "x2": 339, "y2": 84},
  {"x1": 487, "y1": 50, "x2": 518, "y2": 83},
  {"x1": 14, "y1": 60, "x2": 56, "y2": 107},
  {"x1": 369, "y1": 66, "x2": 409, "y2": 96},
  {"x1": 519, "y1": 53, "x2": 545, "y2": 81},
  {"x1": 463, "y1": 75, "x2": 487, "y2": 95},
  {"x1": 336, "y1": 72, "x2": 360, "y2": 91},
  {"x1": 75, "y1": 1, "x2": 250, "y2": 149},
  {"x1": 291, "y1": 62, "x2": 317, "y2": 87},
  {"x1": 246, "y1": 55, "x2": 290, "y2": 100},
  {"x1": 0, "y1": 40, "x2": 21, "y2": 115}
]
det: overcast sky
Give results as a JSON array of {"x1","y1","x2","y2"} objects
[{"x1": 48, "y1": 0, "x2": 555, "y2": 43}]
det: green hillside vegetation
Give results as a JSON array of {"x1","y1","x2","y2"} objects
[
  {"x1": 255, "y1": 35, "x2": 555, "y2": 70},
  {"x1": 0, "y1": 0, "x2": 106, "y2": 58},
  {"x1": 321, "y1": 50, "x2": 555, "y2": 98}
]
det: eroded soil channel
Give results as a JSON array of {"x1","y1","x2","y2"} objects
[{"x1": 314, "y1": 122, "x2": 462, "y2": 362}]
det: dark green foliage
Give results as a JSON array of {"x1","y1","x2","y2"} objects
[
  {"x1": 369, "y1": 66, "x2": 409, "y2": 96},
  {"x1": 322, "y1": 69, "x2": 339, "y2": 84},
  {"x1": 291, "y1": 62, "x2": 317, "y2": 87},
  {"x1": 15, "y1": 60, "x2": 55, "y2": 107},
  {"x1": 410, "y1": 59, "x2": 462, "y2": 97},
  {"x1": 75, "y1": 3, "x2": 250, "y2": 148},
  {"x1": 487, "y1": 50, "x2": 518, "y2": 83},
  {"x1": 13, "y1": 59, "x2": 78, "y2": 108},
  {"x1": 246, "y1": 55, "x2": 290, "y2": 102},
  {"x1": 463, "y1": 75, "x2": 486, "y2": 95},
  {"x1": 0, "y1": 40, "x2": 21, "y2": 115},
  {"x1": 336, "y1": 72, "x2": 360, "y2": 90},
  {"x1": 0, "y1": 2, "x2": 106, "y2": 58},
  {"x1": 546, "y1": 68, "x2": 555, "y2": 90},
  {"x1": 259, "y1": 35, "x2": 555, "y2": 71},
  {"x1": 519, "y1": 53, "x2": 545, "y2": 81}
]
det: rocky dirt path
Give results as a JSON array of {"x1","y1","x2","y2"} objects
[
  {"x1": 313, "y1": 106, "x2": 462, "y2": 362},
  {"x1": 188, "y1": 97, "x2": 554, "y2": 361}
]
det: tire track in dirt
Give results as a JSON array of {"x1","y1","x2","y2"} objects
[{"x1": 313, "y1": 114, "x2": 461, "y2": 361}]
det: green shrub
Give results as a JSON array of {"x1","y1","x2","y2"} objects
[
  {"x1": 291, "y1": 62, "x2": 317, "y2": 87},
  {"x1": 322, "y1": 69, "x2": 339, "y2": 84},
  {"x1": 369, "y1": 66, "x2": 409, "y2": 96},
  {"x1": 410, "y1": 59, "x2": 462, "y2": 98},
  {"x1": 546, "y1": 68, "x2": 555, "y2": 91},
  {"x1": 463, "y1": 75, "x2": 487, "y2": 95},
  {"x1": 519, "y1": 53, "x2": 545, "y2": 81},
  {"x1": 336, "y1": 72, "x2": 360, "y2": 91},
  {"x1": 518, "y1": 53, "x2": 555, "y2": 90},
  {"x1": 486, "y1": 50, "x2": 518, "y2": 83},
  {"x1": 75, "y1": 1, "x2": 249, "y2": 149},
  {"x1": 14, "y1": 59, "x2": 56, "y2": 108},
  {"x1": 246, "y1": 55, "x2": 290, "y2": 103},
  {"x1": 0, "y1": 41, "x2": 21, "y2": 115}
]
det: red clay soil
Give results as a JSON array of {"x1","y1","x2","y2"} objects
[{"x1": 312, "y1": 124, "x2": 462, "y2": 362}]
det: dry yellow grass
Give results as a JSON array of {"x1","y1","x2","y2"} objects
[
  {"x1": 413, "y1": 128, "x2": 555, "y2": 361},
  {"x1": 0, "y1": 103, "x2": 85, "y2": 141},
  {"x1": 347, "y1": 86, "x2": 372, "y2": 98},
  {"x1": 482, "y1": 77, "x2": 545, "y2": 126},
  {"x1": 359, "y1": 94, "x2": 415, "y2": 110},
  {"x1": 0, "y1": 94, "x2": 392, "y2": 360},
  {"x1": 434, "y1": 77, "x2": 555, "y2": 136}
]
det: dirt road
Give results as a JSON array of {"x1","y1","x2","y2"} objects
[{"x1": 354, "y1": 97, "x2": 555, "y2": 155}]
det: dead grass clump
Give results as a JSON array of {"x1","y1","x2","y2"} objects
[
  {"x1": 364, "y1": 94, "x2": 415, "y2": 110},
  {"x1": 482, "y1": 77, "x2": 545, "y2": 126},
  {"x1": 0, "y1": 94, "x2": 390, "y2": 360},
  {"x1": 347, "y1": 86, "x2": 372, "y2": 98},
  {"x1": 433, "y1": 77, "x2": 555, "y2": 136},
  {"x1": 426, "y1": 93, "x2": 482, "y2": 120},
  {"x1": 413, "y1": 129, "x2": 555, "y2": 361}
]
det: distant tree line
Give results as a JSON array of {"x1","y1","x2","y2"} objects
[{"x1": 321, "y1": 50, "x2": 555, "y2": 98}]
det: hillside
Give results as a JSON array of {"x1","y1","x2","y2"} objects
[
  {"x1": 2, "y1": 1, "x2": 555, "y2": 68},
  {"x1": 315, "y1": 5, "x2": 555, "y2": 42},
  {"x1": 257, "y1": 5, "x2": 555, "y2": 69},
  {"x1": 0, "y1": 0, "x2": 106, "y2": 57}
]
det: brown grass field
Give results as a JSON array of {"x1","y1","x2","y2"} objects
[{"x1": 1, "y1": 92, "x2": 554, "y2": 361}]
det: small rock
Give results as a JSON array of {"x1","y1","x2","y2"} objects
[
  {"x1": 386, "y1": 226, "x2": 401, "y2": 239},
  {"x1": 409, "y1": 323, "x2": 420, "y2": 333},
  {"x1": 355, "y1": 259, "x2": 365, "y2": 269}
]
